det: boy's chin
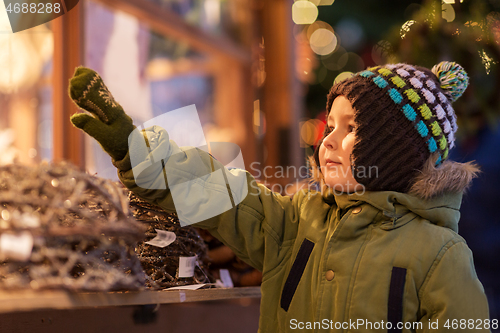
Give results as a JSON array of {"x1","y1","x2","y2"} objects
[{"x1": 325, "y1": 180, "x2": 363, "y2": 194}]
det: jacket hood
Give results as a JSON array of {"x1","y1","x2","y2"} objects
[{"x1": 322, "y1": 187, "x2": 463, "y2": 232}]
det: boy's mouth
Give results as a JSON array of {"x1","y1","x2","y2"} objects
[{"x1": 325, "y1": 159, "x2": 341, "y2": 167}]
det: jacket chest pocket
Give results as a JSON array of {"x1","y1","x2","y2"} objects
[{"x1": 280, "y1": 238, "x2": 315, "y2": 312}]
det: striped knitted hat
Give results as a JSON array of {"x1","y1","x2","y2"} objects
[{"x1": 315, "y1": 61, "x2": 469, "y2": 193}]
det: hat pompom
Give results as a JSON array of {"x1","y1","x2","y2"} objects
[{"x1": 431, "y1": 61, "x2": 469, "y2": 103}]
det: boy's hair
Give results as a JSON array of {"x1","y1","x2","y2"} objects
[{"x1": 312, "y1": 61, "x2": 479, "y2": 198}]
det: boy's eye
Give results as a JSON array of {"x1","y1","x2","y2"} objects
[{"x1": 324, "y1": 124, "x2": 355, "y2": 136}]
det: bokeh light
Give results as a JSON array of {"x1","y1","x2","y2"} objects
[
  {"x1": 300, "y1": 119, "x2": 324, "y2": 147},
  {"x1": 0, "y1": 1, "x2": 11, "y2": 34},
  {"x1": 400, "y1": 20, "x2": 416, "y2": 39},
  {"x1": 487, "y1": 12, "x2": 500, "y2": 44},
  {"x1": 479, "y1": 50, "x2": 495, "y2": 75},
  {"x1": 335, "y1": 18, "x2": 364, "y2": 50},
  {"x1": 294, "y1": 30, "x2": 318, "y2": 83},
  {"x1": 293, "y1": 24, "x2": 309, "y2": 43},
  {"x1": 442, "y1": 4, "x2": 456, "y2": 22},
  {"x1": 343, "y1": 52, "x2": 365, "y2": 73},
  {"x1": 292, "y1": 1, "x2": 318, "y2": 25},
  {"x1": 0, "y1": 25, "x2": 53, "y2": 93},
  {"x1": 306, "y1": 20, "x2": 335, "y2": 39},
  {"x1": 321, "y1": 46, "x2": 348, "y2": 70},
  {"x1": 253, "y1": 100, "x2": 266, "y2": 138},
  {"x1": 309, "y1": 28, "x2": 337, "y2": 55},
  {"x1": 372, "y1": 40, "x2": 394, "y2": 65},
  {"x1": 334, "y1": 71, "x2": 354, "y2": 85}
]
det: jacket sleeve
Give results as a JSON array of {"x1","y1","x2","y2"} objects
[
  {"x1": 114, "y1": 126, "x2": 303, "y2": 273},
  {"x1": 418, "y1": 239, "x2": 491, "y2": 332}
]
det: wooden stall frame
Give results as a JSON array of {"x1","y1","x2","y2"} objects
[{"x1": 52, "y1": 2, "x2": 84, "y2": 167}]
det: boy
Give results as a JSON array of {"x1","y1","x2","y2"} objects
[{"x1": 69, "y1": 61, "x2": 491, "y2": 332}]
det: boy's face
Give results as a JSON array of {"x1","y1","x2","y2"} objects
[{"x1": 319, "y1": 96, "x2": 361, "y2": 193}]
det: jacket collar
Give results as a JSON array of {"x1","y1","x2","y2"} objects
[{"x1": 322, "y1": 186, "x2": 462, "y2": 232}]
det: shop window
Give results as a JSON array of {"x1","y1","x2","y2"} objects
[
  {"x1": 0, "y1": 4, "x2": 53, "y2": 165},
  {"x1": 84, "y1": 0, "x2": 253, "y2": 179}
]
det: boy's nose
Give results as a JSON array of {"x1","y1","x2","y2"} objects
[{"x1": 323, "y1": 132, "x2": 338, "y2": 150}]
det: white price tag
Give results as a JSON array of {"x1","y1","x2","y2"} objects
[
  {"x1": 0, "y1": 232, "x2": 33, "y2": 261},
  {"x1": 167, "y1": 284, "x2": 207, "y2": 290},
  {"x1": 145, "y1": 229, "x2": 176, "y2": 248},
  {"x1": 178, "y1": 256, "x2": 197, "y2": 278},
  {"x1": 219, "y1": 269, "x2": 234, "y2": 288},
  {"x1": 179, "y1": 292, "x2": 186, "y2": 302}
]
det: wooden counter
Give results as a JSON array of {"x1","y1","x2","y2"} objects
[{"x1": 0, "y1": 286, "x2": 261, "y2": 313}]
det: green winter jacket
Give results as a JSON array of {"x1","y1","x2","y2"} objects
[{"x1": 115, "y1": 126, "x2": 490, "y2": 332}]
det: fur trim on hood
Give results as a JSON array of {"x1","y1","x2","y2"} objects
[
  {"x1": 307, "y1": 155, "x2": 325, "y2": 187},
  {"x1": 408, "y1": 153, "x2": 480, "y2": 199},
  {"x1": 307, "y1": 154, "x2": 480, "y2": 200}
]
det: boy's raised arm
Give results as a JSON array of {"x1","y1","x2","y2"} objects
[{"x1": 68, "y1": 67, "x2": 302, "y2": 272}]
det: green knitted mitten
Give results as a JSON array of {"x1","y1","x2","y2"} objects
[{"x1": 69, "y1": 66, "x2": 135, "y2": 161}]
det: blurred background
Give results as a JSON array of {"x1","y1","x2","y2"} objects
[{"x1": 0, "y1": 0, "x2": 499, "y2": 329}]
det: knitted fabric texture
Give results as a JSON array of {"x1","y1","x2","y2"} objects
[
  {"x1": 315, "y1": 61, "x2": 468, "y2": 193},
  {"x1": 69, "y1": 67, "x2": 135, "y2": 161}
]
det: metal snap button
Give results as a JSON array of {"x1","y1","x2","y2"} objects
[
  {"x1": 352, "y1": 206, "x2": 362, "y2": 214},
  {"x1": 325, "y1": 270, "x2": 335, "y2": 281}
]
